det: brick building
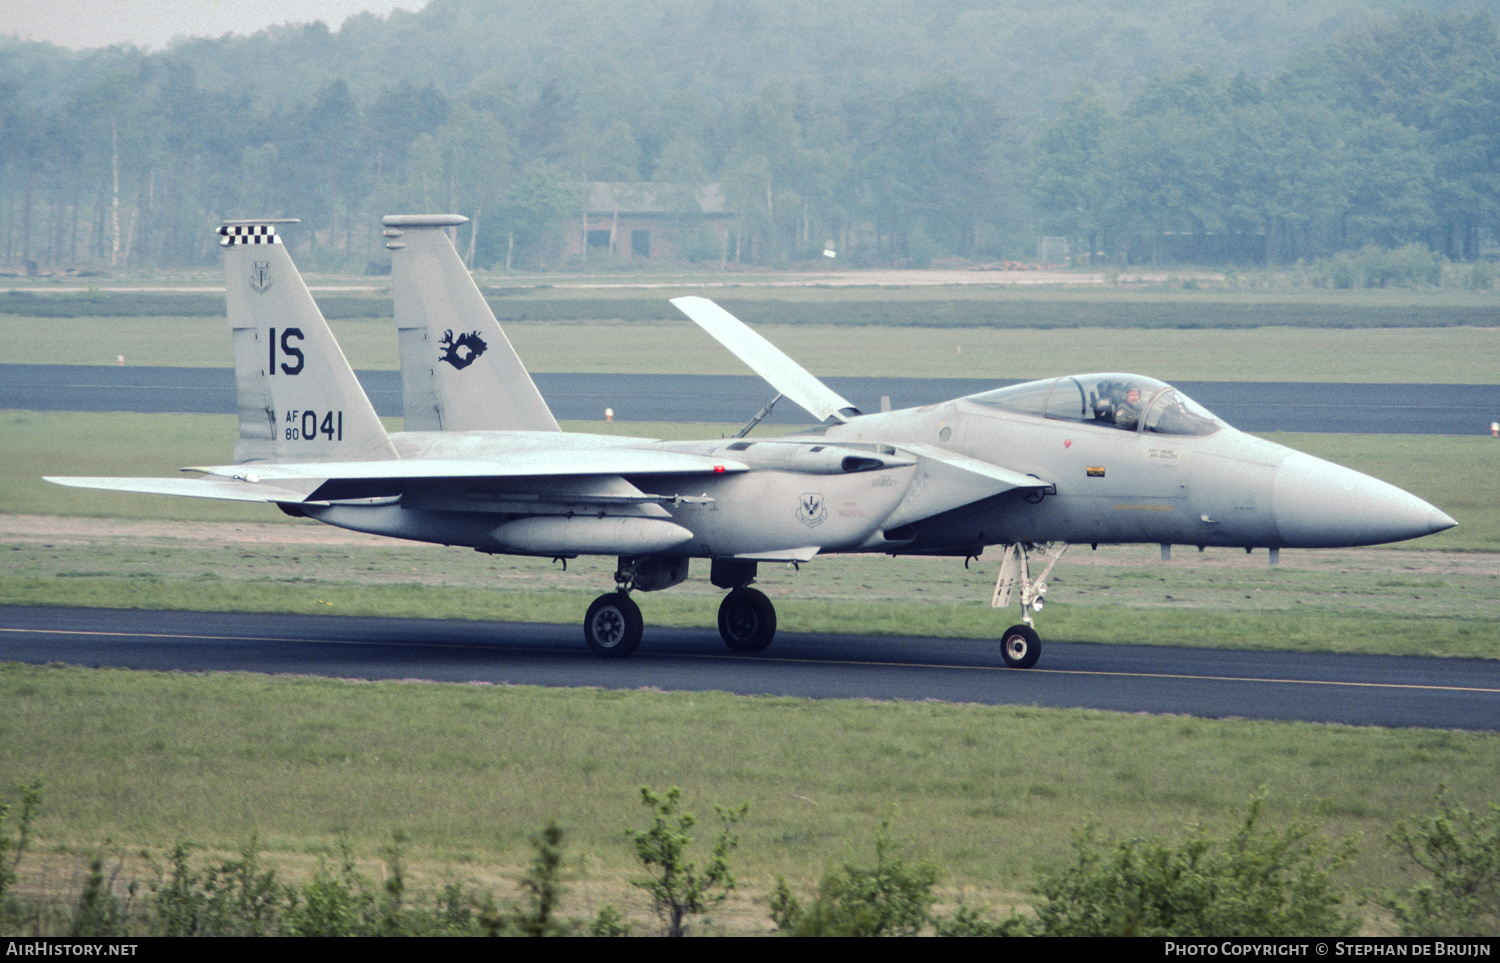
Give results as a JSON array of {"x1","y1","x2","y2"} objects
[{"x1": 562, "y1": 182, "x2": 733, "y2": 263}]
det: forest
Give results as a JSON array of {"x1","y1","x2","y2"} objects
[{"x1": 1, "y1": 0, "x2": 1498, "y2": 270}]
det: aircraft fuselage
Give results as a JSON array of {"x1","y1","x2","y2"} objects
[{"x1": 300, "y1": 389, "x2": 1450, "y2": 563}]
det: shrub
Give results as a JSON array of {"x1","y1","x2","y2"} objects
[
  {"x1": 514, "y1": 821, "x2": 568, "y2": 937},
  {"x1": 0, "y1": 779, "x2": 42, "y2": 907},
  {"x1": 282, "y1": 845, "x2": 375, "y2": 937},
  {"x1": 934, "y1": 903, "x2": 1033, "y2": 937},
  {"x1": 626, "y1": 786, "x2": 747, "y2": 937},
  {"x1": 770, "y1": 823, "x2": 939, "y2": 937},
  {"x1": 69, "y1": 854, "x2": 128, "y2": 937},
  {"x1": 149, "y1": 840, "x2": 290, "y2": 937},
  {"x1": 1360, "y1": 244, "x2": 1442, "y2": 287},
  {"x1": 1032, "y1": 794, "x2": 1357, "y2": 937},
  {"x1": 1328, "y1": 252, "x2": 1361, "y2": 289},
  {"x1": 676, "y1": 225, "x2": 724, "y2": 262},
  {"x1": 1383, "y1": 788, "x2": 1500, "y2": 937}
]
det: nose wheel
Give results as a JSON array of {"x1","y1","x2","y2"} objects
[
  {"x1": 718, "y1": 587, "x2": 776, "y2": 652},
  {"x1": 1000, "y1": 624, "x2": 1041, "y2": 669},
  {"x1": 584, "y1": 592, "x2": 643, "y2": 657},
  {"x1": 991, "y1": 543, "x2": 1068, "y2": 669}
]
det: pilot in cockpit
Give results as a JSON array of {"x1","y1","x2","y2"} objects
[
  {"x1": 1092, "y1": 379, "x2": 1142, "y2": 430},
  {"x1": 1116, "y1": 385, "x2": 1142, "y2": 429}
]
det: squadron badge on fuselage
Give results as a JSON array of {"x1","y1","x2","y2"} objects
[{"x1": 797, "y1": 492, "x2": 827, "y2": 527}]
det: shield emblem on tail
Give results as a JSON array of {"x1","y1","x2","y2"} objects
[{"x1": 250, "y1": 261, "x2": 273, "y2": 294}]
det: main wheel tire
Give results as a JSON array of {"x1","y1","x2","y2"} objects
[
  {"x1": 584, "y1": 592, "x2": 643, "y2": 658},
  {"x1": 718, "y1": 587, "x2": 777, "y2": 653},
  {"x1": 1000, "y1": 623, "x2": 1041, "y2": 669}
]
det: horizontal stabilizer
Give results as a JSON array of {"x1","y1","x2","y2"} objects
[
  {"x1": 46, "y1": 475, "x2": 318, "y2": 504},
  {"x1": 670, "y1": 296, "x2": 860, "y2": 424}
]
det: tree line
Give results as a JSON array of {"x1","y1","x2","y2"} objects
[
  {"x1": 1030, "y1": 10, "x2": 1500, "y2": 264},
  {"x1": 1, "y1": 5, "x2": 1496, "y2": 271}
]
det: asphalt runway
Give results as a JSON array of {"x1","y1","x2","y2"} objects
[
  {"x1": 3, "y1": 605, "x2": 1496, "y2": 730},
  {"x1": 2, "y1": 364, "x2": 1495, "y2": 434}
]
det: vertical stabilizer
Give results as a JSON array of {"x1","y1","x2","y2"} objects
[
  {"x1": 219, "y1": 220, "x2": 397, "y2": 465},
  {"x1": 383, "y1": 214, "x2": 559, "y2": 432}
]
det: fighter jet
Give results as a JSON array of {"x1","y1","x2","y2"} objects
[{"x1": 47, "y1": 216, "x2": 1456, "y2": 669}]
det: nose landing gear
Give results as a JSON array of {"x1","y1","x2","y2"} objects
[
  {"x1": 991, "y1": 542, "x2": 1068, "y2": 669},
  {"x1": 999, "y1": 623, "x2": 1041, "y2": 669}
]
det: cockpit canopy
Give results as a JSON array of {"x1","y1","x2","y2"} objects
[{"x1": 966, "y1": 373, "x2": 1225, "y2": 436}]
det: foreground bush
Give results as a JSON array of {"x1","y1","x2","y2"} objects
[
  {"x1": 626, "y1": 786, "x2": 745, "y2": 937},
  {"x1": 1383, "y1": 789, "x2": 1500, "y2": 937},
  {"x1": 144, "y1": 828, "x2": 618, "y2": 937},
  {"x1": 770, "y1": 824, "x2": 941, "y2": 936},
  {"x1": 17, "y1": 782, "x2": 1500, "y2": 937},
  {"x1": 1030, "y1": 794, "x2": 1358, "y2": 937}
]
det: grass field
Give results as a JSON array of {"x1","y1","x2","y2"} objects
[
  {"x1": 1, "y1": 661, "x2": 1495, "y2": 931},
  {"x1": 4, "y1": 313, "x2": 1498, "y2": 383}
]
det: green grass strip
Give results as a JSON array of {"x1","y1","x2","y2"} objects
[{"x1": 1, "y1": 661, "x2": 1495, "y2": 899}]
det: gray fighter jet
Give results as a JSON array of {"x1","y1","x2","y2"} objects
[{"x1": 48, "y1": 217, "x2": 1456, "y2": 669}]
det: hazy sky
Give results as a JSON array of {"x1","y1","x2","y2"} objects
[{"x1": 0, "y1": 1, "x2": 426, "y2": 51}]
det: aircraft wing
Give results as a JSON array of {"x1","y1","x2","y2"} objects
[
  {"x1": 189, "y1": 449, "x2": 749, "y2": 482},
  {"x1": 670, "y1": 296, "x2": 861, "y2": 424},
  {"x1": 45, "y1": 475, "x2": 319, "y2": 504},
  {"x1": 48, "y1": 449, "x2": 748, "y2": 506}
]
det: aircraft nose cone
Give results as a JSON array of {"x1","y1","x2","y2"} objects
[{"x1": 1271, "y1": 451, "x2": 1455, "y2": 548}]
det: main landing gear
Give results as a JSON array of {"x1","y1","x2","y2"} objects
[
  {"x1": 991, "y1": 542, "x2": 1069, "y2": 669},
  {"x1": 718, "y1": 587, "x2": 776, "y2": 652},
  {"x1": 581, "y1": 556, "x2": 779, "y2": 658},
  {"x1": 583, "y1": 556, "x2": 668, "y2": 658},
  {"x1": 584, "y1": 591, "x2": 643, "y2": 658},
  {"x1": 711, "y1": 558, "x2": 775, "y2": 653}
]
